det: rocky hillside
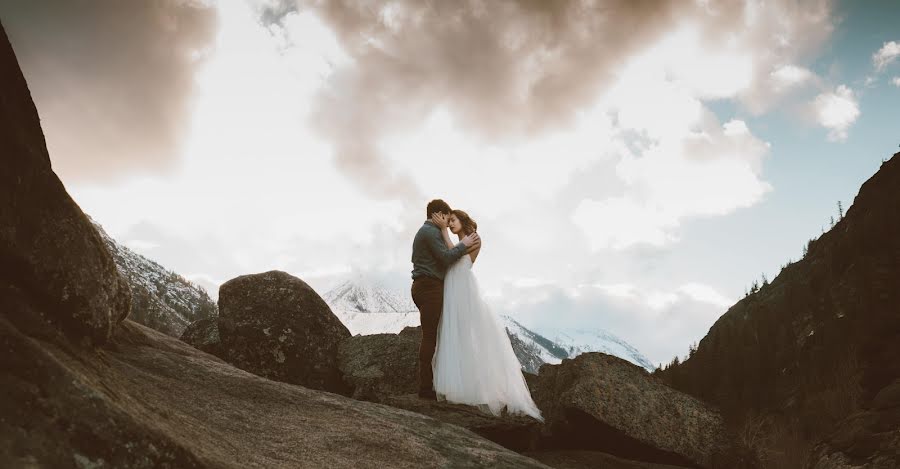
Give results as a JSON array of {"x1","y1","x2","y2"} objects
[
  {"x1": 658, "y1": 153, "x2": 900, "y2": 468},
  {"x1": 90, "y1": 218, "x2": 217, "y2": 337}
]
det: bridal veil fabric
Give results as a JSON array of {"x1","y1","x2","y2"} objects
[{"x1": 432, "y1": 255, "x2": 543, "y2": 421}]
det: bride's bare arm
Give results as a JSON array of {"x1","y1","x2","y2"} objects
[{"x1": 467, "y1": 236, "x2": 481, "y2": 263}]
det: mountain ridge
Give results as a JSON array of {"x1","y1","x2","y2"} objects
[
  {"x1": 657, "y1": 152, "x2": 900, "y2": 467},
  {"x1": 89, "y1": 218, "x2": 217, "y2": 337},
  {"x1": 323, "y1": 276, "x2": 655, "y2": 373}
]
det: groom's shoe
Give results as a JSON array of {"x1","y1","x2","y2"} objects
[{"x1": 418, "y1": 389, "x2": 437, "y2": 400}]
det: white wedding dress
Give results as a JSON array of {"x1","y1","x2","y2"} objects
[{"x1": 432, "y1": 254, "x2": 543, "y2": 421}]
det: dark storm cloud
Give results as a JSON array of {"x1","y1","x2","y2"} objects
[{"x1": 0, "y1": 0, "x2": 217, "y2": 182}]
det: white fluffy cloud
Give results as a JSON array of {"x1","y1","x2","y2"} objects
[
  {"x1": 569, "y1": 41, "x2": 773, "y2": 251},
  {"x1": 811, "y1": 85, "x2": 860, "y2": 142},
  {"x1": 873, "y1": 40, "x2": 900, "y2": 71},
  {"x1": 892, "y1": 77, "x2": 900, "y2": 87},
  {"x1": 504, "y1": 281, "x2": 735, "y2": 366}
]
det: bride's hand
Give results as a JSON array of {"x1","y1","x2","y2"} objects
[
  {"x1": 431, "y1": 212, "x2": 449, "y2": 229},
  {"x1": 461, "y1": 231, "x2": 480, "y2": 247}
]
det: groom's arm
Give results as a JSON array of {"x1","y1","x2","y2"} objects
[{"x1": 426, "y1": 229, "x2": 469, "y2": 267}]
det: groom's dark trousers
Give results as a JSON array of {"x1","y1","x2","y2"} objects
[{"x1": 411, "y1": 276, "x2": 443, "y2": 394}]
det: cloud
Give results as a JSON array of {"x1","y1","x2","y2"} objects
[
  {"x1": 770, "y1": 64, "x2": 815, "y2": 91},
  {"x1": 239, "y1": 1, "x2": 835, "y2": 240},
  {"x1": 289, "y1": 0, "x2": 697, "y2": 202},
  {"x1": 572, "y1": 71, "x2": 773, "y2": 250},
  {"x1": 811, "y1": 84, "x2": 860, "y2": 141},
  {"x1": 503, "y1": 281, "x2": 734, "y2": 366},
  {"x1": 0, "y1": 0, "x2": 218, "y2": 182},
  {"x1": 893, "y1": 77, "x2": 900, "y2": 87},
  {"x1": 873, "y1": 40, "x2": 900, "y2": 71}
]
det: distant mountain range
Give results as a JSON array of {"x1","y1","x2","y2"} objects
[
  {"x1": 94, "y1": 223, "x2": 653, "y2": 374},
  {"x1": 323, "y1": 276, "x2": 654, "y2": 373},
  {"x1": 90, "y1": 217, "x2": 217, "y2": 337}
]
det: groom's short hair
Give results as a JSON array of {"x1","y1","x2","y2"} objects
[{"x1": 426, "y1": 199, "x2": 452, "y2": 218}]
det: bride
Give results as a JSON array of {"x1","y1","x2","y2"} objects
[{"x1": 429, "y1": 210, "x2": 543, "y2": 421}]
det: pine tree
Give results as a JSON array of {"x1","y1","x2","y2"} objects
[{"x1": 837, "y1": 200, "x2": 844, "y2": 220}]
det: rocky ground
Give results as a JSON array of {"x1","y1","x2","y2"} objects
[{"x1": 181, "y1": 269, "x2": 757, "y2": 468}]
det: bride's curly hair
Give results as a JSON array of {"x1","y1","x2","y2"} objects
[{"x1": 452, "y1": 209, "x2": 477, "y2": 235}]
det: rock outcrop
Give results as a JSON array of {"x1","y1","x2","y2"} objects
[
  {"x1": 216, "y1": 270, "x2": 351, "y2": 392},
  {"x1": 0, "y1": 24, "x2": 130, "y2": 346},
  {"x1": 531, "y1": 353, "x2": 755, "y2": 468},
  {"x1": 1, "y1": 309, "x2": 550, "y2": 468},
  {"x1": 338, "y1": 325, "x2": 421, "y2": 401}
]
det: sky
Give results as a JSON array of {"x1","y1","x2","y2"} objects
[{"x1": 2, "y1": 0, "x2": 899, "y2": 367}]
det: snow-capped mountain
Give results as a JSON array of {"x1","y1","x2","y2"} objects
[
  {"x1": 323, "y1": 276, "x2": 418, "y2": 314},
  {"x1": 500, "y1": 315, "x2": 567, "y2": 373},
  {"x1": 322, "y1": 276, "x2": 652, "y2": 374},
  {"x1": 90, "y1": 217, "x2": 217, "y2": 337},
  {"x1": 534, "y1": 327, "x2": 656, "y2": 371},
  {"x1": 323, "y1": 276, "x2": 420, "y2": 336},
  {"x1": 322, "y1": 277, "x2": 554, "y2": 372}
]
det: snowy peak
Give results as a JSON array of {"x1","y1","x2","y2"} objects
[
  {"x1": 537, "y1": 327, "x2": 655, "y2": 371},
  {"x1": 323, "y1": 276, "x2": 417, "y2": 315},
  {"x1": 501, "y1": 315, "x2": 568, "y2": 363},
  {"x1": 322, "y1": 274, "x2": 655, "y2": 373}
]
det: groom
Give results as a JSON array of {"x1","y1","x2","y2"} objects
[{"x1": 411, "y1": 199, "x2": 480, "y2": 399}]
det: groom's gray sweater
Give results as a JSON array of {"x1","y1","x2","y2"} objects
[{"x1": 411, "y1": 220, "x2": 468, "y2": 281}]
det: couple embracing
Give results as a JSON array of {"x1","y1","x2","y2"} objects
[{"x1": 410, "y1": 199, "x2": 543, "y2": 421}]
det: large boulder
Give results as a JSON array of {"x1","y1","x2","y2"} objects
[
  {"x1": 531, "y1": 353, "x2": 756, "y2": 469},
  {"x1": 338, "y1": 325, "x2": 421, "y2": 401},
  {"x1": 0, "y1": 21, "x2": 130, "y2": 346},
  {"x1": 182, "y1": 270, "x2": 351, "y2": 393}
]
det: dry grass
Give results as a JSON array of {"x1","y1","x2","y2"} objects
[{"x1": 734, "y1": 348, "x2": 862, "y2": 468}]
